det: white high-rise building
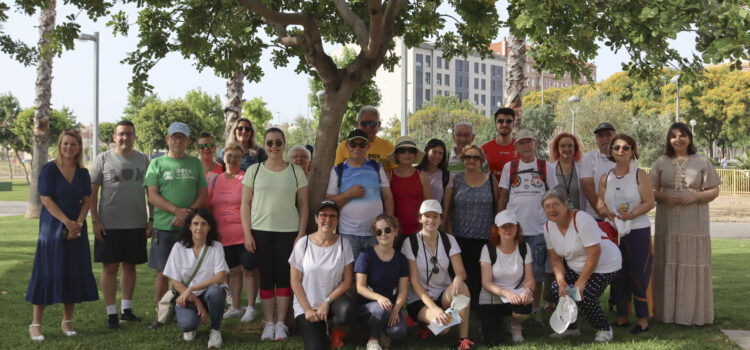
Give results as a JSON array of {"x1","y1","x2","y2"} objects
[{"x1": 371, "y1": 37, "x2": 507, "y2": 127}]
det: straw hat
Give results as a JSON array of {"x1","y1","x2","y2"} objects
[{"x1": 386, "y1": 136, "x2": 425, "y2": 165}]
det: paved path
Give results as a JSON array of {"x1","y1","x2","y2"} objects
[
  {"x1": 0, "y1": 201, "x2": 26, "y2": 217},
  {"x1": 723, "y1": 330, "x2": 750, "y2": 350}
]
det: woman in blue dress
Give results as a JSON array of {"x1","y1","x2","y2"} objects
[{"x1": 26, "y1": 130, "x2": 99, "y2": 341}]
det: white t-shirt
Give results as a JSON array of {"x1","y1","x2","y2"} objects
[
  {"x1": 326, "y1": 161, "x2": 390, "y2": 236},
  {"x1": 499, "y1": 158, "x2": 559, "y2": 236},
  {"x1": 543, "y1": 211, "x2": 622, "y2": 274},
  {"x1": 401, "y1": 232, "x2": 462, "y2": 304},
  {"x1": 163, "y1": 242, "x2": 229, "y2": 296},
  {"x1": 580, "y1": 150, "x2": 615, "y2": 219},
  {"x1": 478, "y1": 243, "x2": 533, "y2": 305},
  {"x1": 288, "y1": 236, "x2": 354, "y2": 317}
]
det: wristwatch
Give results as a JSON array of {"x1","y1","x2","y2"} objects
[{"x1": 323, "y1": 297, "x2": 331, "y2": 304}]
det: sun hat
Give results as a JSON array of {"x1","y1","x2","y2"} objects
[
  {"x1": 419, "y1": 199, "x2": 442, "y2": 215},
  {"x1": 386, "y1": 135, "x2": 425, "y2": 165},
  {"x1": 494, "y1": 210, "x2": 519, "y2": 227}
]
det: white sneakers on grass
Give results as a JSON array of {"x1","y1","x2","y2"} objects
[
  {"x1": 366, "y1": 339, "x2": 382, "y2": 350},
  {"x1": 594, "y1": 328, "x2": 614, "y2": 342},
  {"x1": 260, "y1": 321, "x2": 289, "y2": 341},
  {"x1": 222, "y1": 307, "x2": 243, "y2": 319},
  {"x1": 275, "y1": 322, "x2": 288, "y2": 341},
  {"x1": 183, "y1": 330, "x2": 196, "y2": 342},
  {"x1": 241, "y1": 307, "x2": 258, "y2": 323},
  {"x1": 208, "y1": 329, "x2": 222, "y2": 348},
  {"x1": 261, "y1": 322, "x2": 275, "y2": 341}
]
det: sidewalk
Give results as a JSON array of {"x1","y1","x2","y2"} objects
[{"x1": 0, "y1": 201, "x2": 26, "y2": 217}]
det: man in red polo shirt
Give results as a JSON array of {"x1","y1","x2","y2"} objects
[{"x1": 482, "y1": 107, "x2": 518, "y2": 183}]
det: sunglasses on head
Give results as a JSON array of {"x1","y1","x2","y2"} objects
[
  {"x1": 266, "y1": 140, "x2": 283, "y2": 147},
  {"x1": 197, "y1": 143, "x2": 214, "y2": 150},
  {"x1": 375, "y1": 227, "x2": 393, "y2": 236},
  {"x1": 462, "y1": 154, "x2": 482, "y2": 162},
  {"x1": 236, "y1": 126, "x2": 253, "y2": 133},
  {"x1": 359, "y1": 121, "x2": 378, "y2": 128},
  {"x1": 396, "y1": 148, "x2": 417, "y2": 155},
  {"x1": 613, "y1": 145, "x2": 631, "y2": 152},
  {"x1": 348, "y1": 141, "x2": 368, "y2": 149},
  {"x1": 496, "y1": 119, "x2": 513, "y2": 125}
]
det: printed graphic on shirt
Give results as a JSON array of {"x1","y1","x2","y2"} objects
[{"x1": 106, "y1": 168, "x2": 145, "y2": 183}]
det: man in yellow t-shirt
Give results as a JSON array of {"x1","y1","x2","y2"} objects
[{"x1": 334, "y1": 106, "x2": 395, "y2": 169}]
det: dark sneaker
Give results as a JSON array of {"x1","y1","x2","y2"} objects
[
  {"x1": 107, "y1": 314, "x2": 120, "y2": 329},
  {"x1": 120, "y1": 309, "x2": 142, "y2": 322},
  {"x1": 148, "y1": 319, "x2": 162, "y2": 330}
]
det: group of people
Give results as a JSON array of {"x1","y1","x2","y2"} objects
[{"x1": 25, "y1": 104, "x2": 721, "y2": 350}]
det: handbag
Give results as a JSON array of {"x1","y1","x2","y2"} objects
[{"x1": 157, "y1": 245, "x2": 209, "y2": 324}]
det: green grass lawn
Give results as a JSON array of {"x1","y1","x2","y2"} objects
[
  {"x1": 0, "y1": 178, "x2": 31, "y2": 201},
  {"x1": 0, "y1": 214, "x2": 747, "y2": 349}
]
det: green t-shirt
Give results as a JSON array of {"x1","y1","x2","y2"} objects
[
  {"x1": 242, "y1": 163, "x2": 308, "y2": 232},
  {"x1": 144, "y1": 154, "x2": 208, "y2": 230}
]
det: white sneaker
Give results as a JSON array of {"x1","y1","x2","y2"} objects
[
  {"x1": 261, "y1": 322, "x2": 275, "y2": 341},
  {"x1": 222, "y1": 307, "x2": 243, "y2": 319},
  {"x1": 183, "y1": 330, "x2": 196, "y2": 342},
  {"x1": 366, "y1": 339, "x2": 382, "y2": 350},
  {"x1": 241, "y1": 307, "x2": 258, "y2": 323},
  {"x1": 509, "y1": 324, "x2": 525, "y2": 343},
  {"x1": 208, "y1": 329, "x2": 222, "y2": 348},
  {"x1": 549, "y1": 327, "x2": 581, "y2": 339},
  {"x1": 594, "y1": 328, "x2": 614, "y2": 342},
  {"x1": 274, "y1": 321, "x2": 289, "y2": 341}
]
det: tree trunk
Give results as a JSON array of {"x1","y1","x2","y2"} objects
[
  {"x1": 15, "y1": 149, "x2": 30, "y2": 184},
  {"x1": 25, "y1": 0, "x2": 55, "y2": 219},
  {"x1": 224, "y1": 69, "x2": 244, "y2": 142},
  {"x1": 6, "y1": 149, "x2": 13, "y2": 179},
  {"x1": 504, "y1": 34, "x2": 527, "y2": 129}
]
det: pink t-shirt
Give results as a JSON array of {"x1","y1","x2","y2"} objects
[{"x1": 208, "y1": 171, "x2": 245, "y2": 246}]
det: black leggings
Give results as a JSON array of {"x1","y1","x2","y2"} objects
[
  {"x1": 455, "y1": 237, "x2": 486, "y2": 305},
  {"x1": 551, "y1": 268, "x2": 616, "y2": 331},
  {"x1": 295, "y1": 295, "x2": 355, "y2": 350},
  {"x1": 254, "y1": 230, "x2": 296, "y2": 293},
  {"x1": 477, "y1": 303, "x2": 532, "y2": 346}
]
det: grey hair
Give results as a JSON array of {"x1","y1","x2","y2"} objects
[
  {"x1": 453, "y1": 122, "x2": 474, "y2": 135},
  {"x1": 358, "y1": 106, "x2": 380, "y2": 121},
  {"x1": 541, "y1": 188, "x2": 568, "y2": 206},
  {"x1": 288, "y1": 145, "x2": 311, "y2": 159}
]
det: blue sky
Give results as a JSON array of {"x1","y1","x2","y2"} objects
[{"x1": 0, "y1": 2, "x2": 697, "y2": 128}]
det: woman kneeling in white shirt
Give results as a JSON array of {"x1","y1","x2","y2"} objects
[
  {"x1": 478, "y1": 210, "x2": 535, "y2": 346},
  {"x1": 163, "y1": 208, "x2": 229, "y2": 348},
  {"x1": 542, "y1": 190, "x2": 622, "y2": 342}
]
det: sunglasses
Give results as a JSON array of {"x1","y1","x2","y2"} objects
[
  {"x1": 396, "y1": 148, "x2": 417, "y2": 155},
  {"x1": 236, "y1": 126, "x2": 253, "y2": 133},
  {"x1": 318, "y1": 213, "x2": 338, "y2": 219},
  {"x1": 197, "y1": 143, "x2": 214, "y2": 150},
  {"x1": 461, "y1": 155, "x2": 482, "y2": 162},
  {"x1": 375, "y1": 227, "x2": 393, "y2": 236},
  {"x1": 266, "y1": 140, "x2": 283, "y2": 147},
  {"x1": 496, "y1": 119, "x2": 514, "y2": 125},
  {"x1": 348, "y1": 141, "x2": 368, "y2": 149},
  {"x1": 359, "y1": 121, "x2": 378, "y2": 128},
  {"x1": 613, "y1": 145, "x2": 632, "y2": 152},
  {"x1": 429, "y1": 256, "x2": 439, "y2": 274}
]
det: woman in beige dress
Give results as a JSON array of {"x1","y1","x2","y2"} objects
[{"x1": 650, "y1": 122, "x2": 721, "y2": 325}]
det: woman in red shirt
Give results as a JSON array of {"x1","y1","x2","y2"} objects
[{"x1": 386, "y1": 136, "x2": 431, "y2": 237}]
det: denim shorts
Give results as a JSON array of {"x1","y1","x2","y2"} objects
[
  {"x1": 148, "y1": 229, "x2": 180, "y2": 271},
  {"x1": 525, "y1": 234, "x2": 552, "y2": 283}
]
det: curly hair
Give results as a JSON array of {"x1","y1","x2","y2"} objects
[
  {"x1": 370, "y1": 214, "x2": 401, "y2": 237},
  {"x1": 549, "y1": 132, "x2": 583, "y2": 162},
  {"x1": 179, "y1": 208, "x2": 220, "y2": 248}
]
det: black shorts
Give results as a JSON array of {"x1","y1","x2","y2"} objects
[
  {"x1": 223, "y1": 244, "x2": 257, "y2": 270},
  {"x1": 94, "y1": 228, "x2": 147, "y2": 264},
  {"x1": 406, "y1": 290, "x2": 446, "y2": 320}
]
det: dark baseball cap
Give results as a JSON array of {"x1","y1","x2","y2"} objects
[
  {"x1": 594, "y1": 122, "x2": 616, "y2": 134},
  {"x1": 314, "y1": 200, "x2": 340, "y2": 215},
  {"x1": 347, "y1": 129, "x2": 369, "y2": 142}
]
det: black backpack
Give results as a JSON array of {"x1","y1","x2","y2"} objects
[
  {"x1": 408, "y1": 231, "x2": 455, "y2": 278},
  {"x1": 485, "y1": 240, "x2": 528, "y2": 289}
]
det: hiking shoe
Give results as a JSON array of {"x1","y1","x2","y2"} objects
[
  {"x1": 120, "y1": 309, "x2": 142, "y2": 322},
  {"x1": 379, "y1": 332, "x2": 392, "y2": 348},
  {"x1": 366, "y1": 339, "x2": 382, "y2": 350},
  {"x1": 107, "y1": 314, "x2": 119, "y2": 329},
  {"x1": 456, "y1": 338, "x2": 476, "y2": 350},
  {"x1": 274, "y1": 321, "x2": 288, "y2": 341},
  {"x1": 148, "y1": 319, "x2": 162, "y2": 330},
  {"x1": 509, "y1": 324, "x2": 524, "y2": 343},
  {"x1": 241, "y1": 307, "x2": 257, "y2": 323},
  {"x1": 330, "y1": 328, "x2": 346, "y2": 348},
  {"x1": 260, "y1": 322, "x2": 275, "y2": 341},
  {"x1": 594, "y1": 328, "x2": 614, "y2": 342},
  {"x1": 550, "y1": 327, "x2": 581, "y2": 339},
  {"x1": 208, "y1": 329, "x2": 222, "y2": 348},
  {"x1": 222, "y1": 307, "x2": 243, "y2": 319},
  {"x1": 183, "y1": 330, "x2": 196, "y2": 341}
]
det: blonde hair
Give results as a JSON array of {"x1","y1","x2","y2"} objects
[
  {"x1": 56, "y1": 129, "x2": 84, "y2": 167},
  {"x1": 460, "y1": 144, "x2": 486, "y2": 164},
  {"x1": 223, "y1": 141, "x2": 244, "y2": 155},
  {"x1": 229, "y1": 118, "x2": 258, "y2": 156}
]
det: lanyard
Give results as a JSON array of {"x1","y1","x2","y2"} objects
[
  {"x1": 420, "y1": 233, "x2": 437, "y2": 292},
  {"x1": 557, "y1": 162, "x2": 575, "y2": 196}
]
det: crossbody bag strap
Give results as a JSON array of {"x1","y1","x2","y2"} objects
[{"x1": 184, "y1": 245, "x2": 209, "y2": 286}]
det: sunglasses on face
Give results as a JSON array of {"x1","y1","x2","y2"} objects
[
  {"x1": 197, "y1": 143, "x2": 214, "y2": 150},
  {"x1": 462, "y1": 155, "x2": 482, "y2": 162},
  {"x1": 613, "y1": 145, "x2": 631, "y2": 152},
  {"x1": 496, "y1": 119, "x2": 513, "y2": 125},
  {"x1": 236, "y1": 126, "x2": 253, "y2": 133},
  {"x1": 266, "y1": 140, "x2": 283, "y2": 147},
  {"x1": 359, "y1": 121, "x2": 378, "y2": 128},
  {"x1": 318, "y1": 213, "x2": 338, "y2": 219},
  {"x1": 348, "y1": 141, "x2": 368, "y2": 149},
  {"x1": 375, "y1": 227, "x2": 393, "y2": 236},
  {"x1": 396, "y1": 148, "x2": 417, "y2": 155}
]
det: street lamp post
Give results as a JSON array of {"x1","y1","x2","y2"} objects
[
  {"x1": 77, "y1": 32, "x2": 99, "y2": 160},
  {"x1": 671, "y1": 74, "x2": 681, "y2": 122},
  {"x1": 567, "y1": 95, "x2": 581, "y2": 134},
  {"x1": 690, "y1": 119, "x2": 697, "y2": 135}
]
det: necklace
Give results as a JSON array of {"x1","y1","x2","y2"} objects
[{"x1": 672, "y1": 157, "x2": 688, "y2": 192}]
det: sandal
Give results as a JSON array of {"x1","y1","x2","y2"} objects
[
  {"x1": 61, "y1": 320, "x2": 77, "y2": 336},
  {"x1": 29, "y1": 324, "x2": 44, "y2": 341}
]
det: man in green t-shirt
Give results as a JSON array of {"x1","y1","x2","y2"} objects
[{"x1": 143, "y1": 122, "x2": 208, "y2": 329}]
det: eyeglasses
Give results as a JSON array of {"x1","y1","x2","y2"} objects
[
  {"x1": 266, "y1": 140, "x2": 283, "y2": 147},
  {"x1": 348, "y1": 141, "x2": 368, "y2": 149},
  {"x1": 359, "y1": 121, "x2": 378, "y2": 128},
  {"x1": 613, "y1": 145, "x2": 631, "y2": 152},
  {"x1": 496, "y1": 119, "x2": 514, "y2": 125},
  {"x1": 116, "y1": 132, "x2": 134, "y2": 137},
  {"x1": 197, "y1": 143, "x2": 215, "y2": 150},
  {"x1": 461, "y1": 155, "x2": 482, "y2": 162},
  {"x1": 236, "y1": 126, "x2": 253, "y2": 133},
  {"x1": 375, "y1": 227, "x2": 393, "y2": 236},
  {"x1": 396, "y1": 148, "x2": 417, "y2": 155}
]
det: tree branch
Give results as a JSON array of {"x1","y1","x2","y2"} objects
[
  {"x1": 365, "y1": 0, "x2": 383, "y2": 60},
  {"x1": 268, "y1": 20, "x2": 304, "y2": 47},
  {"x1": 332, "y1": 0, "x2": 369, "y2": 50},
  {"x1": 238, "y1": 0, "x2": 307, "y2": 25}
]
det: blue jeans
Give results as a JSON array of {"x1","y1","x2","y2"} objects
[
  {"x1": 356, "y1": 301, "x2": 407, "y2": 340},
  {"x1": 148, "y1": 229, "x2": 180, "y2": 270},
  {"x1": 175, "y1": 284, "x2": 226, "y2": 331},
  {"x1": 525, "y1": 234, "x2": 552, "y2": 283},
  {"x1": 340, "y1": 234, "x2": 377, "y2": 261}
]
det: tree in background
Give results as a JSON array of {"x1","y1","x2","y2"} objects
[
  {"x1": 130, "y1": 100, "x2": 205, "y2": 153},
  {"x1": 407, "y1": 96, "x2": 488, "y2": 150},
  {"x1": 0, "y1": 93, "x2": 25, "y2": 181},
  {"x1": 184, "y1": 88, "x2": 225, "y2": 143},
  {"x1": 98, "y1": 122, "x2": 116, "y2": 146},
  {"x1": 13, "y1": 106, "x2": 79, "y2": 157},
  {"x1": 284, "y1": 115, "x2": 318, "y2": 151},
  {"x1": 520, "y1": 105, "x2": 556, "y2": 156},
  {"x1": 122, "y1": 90, "x2": 160, "y2": 121},
  {"x1": 242, "y1": 97, "x2": 274, "y2": 145}
]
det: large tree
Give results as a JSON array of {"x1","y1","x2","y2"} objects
[
  {"x1": 0, "y1": 93, "x2": 24, "y2": 180},
  {"x1": 407, "y1": 95, "x2": 488, "y2": 149},
  {"x1": 130, "y1": 99, "x2": 207, "y2": 153}
]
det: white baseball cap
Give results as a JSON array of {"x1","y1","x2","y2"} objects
[
  {"x1": 550, "y1": 295, "x2": 578, "y2": 334},
  {"x1": 419, "y1": 199, "x2": 442, "y2": 215},
  {"x1": 494, "y1": 210, "x2": 519, "y2": 227}
]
